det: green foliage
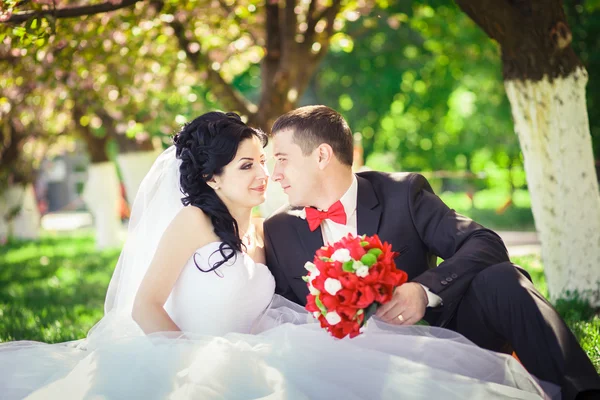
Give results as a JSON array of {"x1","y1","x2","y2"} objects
[
  {"x1": 2, "y1": 0, "x2": 599, "y2": 185},
  {"x1": 314, "y1": 1, "x2": 522, "y2": 184},
  {"x1": 439, "y1": 189, "x2": 535, "y2": 230},
  {"x1": 565, "y1": 0, "x2": 600, "y2": 161}
]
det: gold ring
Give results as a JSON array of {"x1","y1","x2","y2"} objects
[{"x1": 397, "y1": 314, "x2": 404, "y2": 322}]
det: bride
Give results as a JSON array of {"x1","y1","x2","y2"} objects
[{"x1": 0, "y1": 112, "x2": 557, "y2": 399}]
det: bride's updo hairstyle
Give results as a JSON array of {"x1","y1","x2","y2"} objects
[{"x1": 173, "y1": 112, "x2": 267, "y2": 272}]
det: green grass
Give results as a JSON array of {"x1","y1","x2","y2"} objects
[
  {"x1": 439, "y1": 189, "x2": 536, "y2": 231},
  {"x1": 0, "y1": 234, "x2": 120, "y2": 342},
  {"x1": 0, "y1": 234, "x2": 598, "y2": 372}
]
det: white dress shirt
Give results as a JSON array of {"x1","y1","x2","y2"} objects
[{"x1": 318, "y1": 175, "x2": 443, "y2": 308}]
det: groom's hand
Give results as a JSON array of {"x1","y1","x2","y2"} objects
[{"x1": 375, "y1": 282, "x2": 428, "y2": 325}]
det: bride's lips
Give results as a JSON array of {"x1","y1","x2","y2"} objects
[{"x1": 251, "y1": 185, "x2": 266, "y2": 193}]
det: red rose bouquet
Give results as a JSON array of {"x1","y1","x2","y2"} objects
[{"x1": 303, "y1": 234, "x2": 408, "y2": 339}]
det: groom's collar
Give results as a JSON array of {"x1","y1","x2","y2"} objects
[
  {"x1": 338, "y1": 174, "x2": 358, "y2": 217},
  {"x1": 285, "y1": 174, "x2": 358, "y2": 218},
  {"x1": 285, "y1": 174, "x2": 381, "y2": 269}
]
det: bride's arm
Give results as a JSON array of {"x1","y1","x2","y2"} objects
[{"x1": 132, "y1": 206, "x2": 216, "y2": 334}]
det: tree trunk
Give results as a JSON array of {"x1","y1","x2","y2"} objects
[
  {"x1": 456, "y1": 0, "x2": 600, "y2": 305},
  {"x1": 0, "y1": 185, "x2": 22, "y2": 243},
  {"x1": 505, "y1": 67, "x2": 600, "y2": 304},
  {"x1": 116, "y1": 150, "x2": 161, "y2": 205},
  {"x1": 7, "y1": 183, "x2": 41, "y2": 240},
  {"x1": 72, "y1": 106, "x2": 111, "y2": 164},
  {"x1": 100, "y1": 108, "x2": 159, "y2": 205},
  {"x1": 82, "y1": 162, "x2": 122, "y2": 249}
]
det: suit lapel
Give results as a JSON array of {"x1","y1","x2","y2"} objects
[
  {"x1": 290, "y1": 209, "x2": 324, "y2": 272},
  {"x1": 356, "y1": 175, "x2": 382, "y2": 236},
  {"x1": 286, "y1": 175, "x2": 381, "y2": 275}
]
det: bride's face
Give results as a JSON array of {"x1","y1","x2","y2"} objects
[{"x1": 212, "y1": 135, "x2": 269, "y2": 209}]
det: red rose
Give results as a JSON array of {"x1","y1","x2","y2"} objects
[
  {"x1": 326, "y1": 264, "x2": 343, "y2": 278},
  {"x1": 336, "y1": 305, "x2": 360, "y2": 320},
  {"x1": 363, "y1": 234, "x2": 384, "y2": 250},
  {"x1": 318, "y1": 315, "x2": 332, "y2": 329},
  {"x1": 328, "y1": 317, "x2": 359, "y2": 339},
  {"x1": 314, "y1": 258, "x2": 329, "y2": 272},
  {"x1": 337, "y1": 288, "x2": 358, "y2": 306},
  {"x1": 304, "y1": 234, "x2": 408, "y2": 340},
  {"x1": 306, "y1": 294, "x2": 319, "y2": 313},
  {"x1": 374, "y1": 283, "x2": 395, "y2": 303},
  {"x1": 337, "y1": 235, "x2": 367, "y2": 259},
  {"x1": 316, "y1": 246, "x2": 333, "y2": 259},
  {"x1": 339, "y1": 272, "x2": 359, "y2": 289},
  {"x1": 355, "y1": 283, "x2": 376, "y2": 308},
  {"x1": 321, "y1": 293, "x2": 341, "y2": 310}
]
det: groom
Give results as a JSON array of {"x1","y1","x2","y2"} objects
[{"x1": 264, "y1": 105, "x2": 600, "y2": 400}]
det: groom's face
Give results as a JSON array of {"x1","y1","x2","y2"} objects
[{"x1": 272, "y1": 129, "x2": 320, "y2": 207}]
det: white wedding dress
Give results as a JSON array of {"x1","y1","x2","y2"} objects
[
  {"x1": 0, "y1": 243, "x2": 558, "y2": 400},
  {"x1": 0, "y1": 147, "x2": 559, "y2": 399}
]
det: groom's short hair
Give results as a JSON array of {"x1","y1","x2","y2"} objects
[{"x1": 271, "y1": 105, "x2": 354, "y2": 166}]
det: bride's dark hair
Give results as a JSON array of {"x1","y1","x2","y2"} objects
[{"x1": 173, "y1": 112, "x2": 267, "y2": 272}]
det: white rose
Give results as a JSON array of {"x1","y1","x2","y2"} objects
[
  {"x1": 324, "y1": 278, "x2": 342, "y2": 295},
  {"x1": 308, "y1": 285, "x2": 320, "y2": 295},
  {"x1": 313, "y1": 311, "x2": 321, "y2": 319},
  {"x1": 352, "y1": 260, "x2": 364, "y2": 270},
  {"x1": 331, "y1": 248, "x2": 352, "y2": 263},
  {"x1": 356, "y1": 265, "x2": 370, "y2": 278},
  {"x1": 304, "y1": 261, "x2": 318, "y2": 274},
  {"x1": 325, "y1": 311, "x2": 342, "y2": 325}
]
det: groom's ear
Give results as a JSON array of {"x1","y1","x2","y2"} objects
[{"x1": 315, "y1": 143, "x2": 334, "y2": 170}]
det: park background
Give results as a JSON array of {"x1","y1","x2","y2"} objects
[{"x1": 0, "y1": 0, "x2": 599, "y2": 371}]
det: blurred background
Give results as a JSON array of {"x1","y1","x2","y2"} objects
[{"x1": 0, "y1": 0, "x2": 598, "y2": 370}]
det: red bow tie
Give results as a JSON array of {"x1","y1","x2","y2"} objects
[{"x1": 305, "y1": 200, "x2": 347, "y2": 232}]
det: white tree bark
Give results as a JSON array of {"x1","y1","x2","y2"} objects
[
  {"x1": 116, "y1": 150, "x2": 161, "y2": 205},
  {"x1": 505, "y1": 67, "x2": 600, "y2": 306},
  {"x1": 83, "y1": 162, "x2": 123, "y2": 249},
  {"x1": 7, "y1": 184, "x2": 41, "y2": 240},
  {"x1": 0, "y1": 189, "x2": 14, "y2": 243},
  {"x1": 0, "y1": 196, "x2": 6, "y2": 244}
]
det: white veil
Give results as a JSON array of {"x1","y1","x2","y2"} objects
[{"x1": 85, "y1": 146, "x2": 183, "y2": 347}]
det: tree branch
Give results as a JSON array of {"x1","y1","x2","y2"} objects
[
  {"x1": 295, "y1": 0, "x2": 340, "y2": 95},
  {"x1": 3, "y1": 0, "x2": 144, "y2": 24},
  {"x1": 455, "y1": 0, "x2": 580, "y2": 81},
  {"x1": 282, "y1": 0, "x2": 297, "y2": 50},
  {"x1": 305, "y1": 0, "x2": 340, "y2": 48},
  {"x1": 454, "y1": 0, "x2": 524, "y2": 45},
  {"x1": 169, "y1": 18, "x2": 254, "y2": 117},
  {"x1": 217, "y1": 0, "x2": 259, "y2": 44},
  {"x1": 261, "y1": 1, "x2": 281, "y2": 91},
  {"x1": 305, "y1": 0, "x2": 317, "y2": 31}
]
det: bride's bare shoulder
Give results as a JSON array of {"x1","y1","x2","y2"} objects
[
  {"x1": 177, "y1": 205, "x2": 210, "y2": 220},
  {"x1": 167, "y1": 206, "x2": 218, "y2": 243}
]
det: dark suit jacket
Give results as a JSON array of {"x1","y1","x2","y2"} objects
[{"x1": 264, "y1": 171, "x2": 514, "y2": 327}]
